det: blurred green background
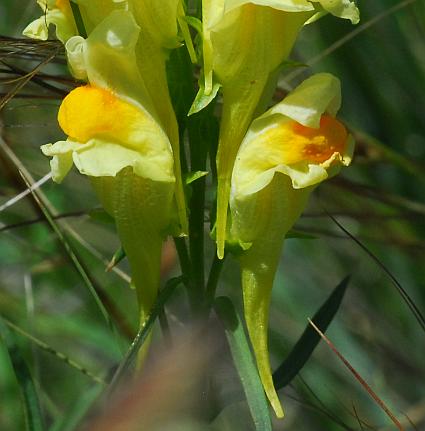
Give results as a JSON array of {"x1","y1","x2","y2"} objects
[{"x1": 0, "y1": 0, "x2": 424, "y2": 430}]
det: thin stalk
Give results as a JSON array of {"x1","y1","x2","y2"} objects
[
  {"x1": 205, "y1": 252, "x2": 225, "y2": 309},
  {"x1": 158, "y1": 308, "x2": 173, "y2": 348},
  {"x1": 188, "y1": 116, "x2": 207, "y2": 297},
  {"x1": 188, "y1": 174, "x2": 206, "y2": 292},
  {"x1": 174, "y1": 236, "x2": 199, "y2": 312}
]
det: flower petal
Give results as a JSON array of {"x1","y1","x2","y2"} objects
[
  {"x1": 232, "y1": 74, "x2": 351, "y2": 197},
  {"x1": 23, "y1": 5, "x2": 77, "y2": 43},
  {"x1": 311, "y1": 0, "x2": 360, "y2": 24},
  {"x1": 42, "y1": 138, "x2": 174, "y2": 182},
  {"x1": 43, "y1": 85, "x2": 174, "y2": 183},
  {"x1": 225, "y1": 0, "x2": 314, "y2": 13},
  {"x1": 264, "y1": 73, "x2": 341, "y2": 127}
]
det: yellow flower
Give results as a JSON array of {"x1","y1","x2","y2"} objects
[
  {"x1": 23, "y1": 0, "x2": 77, "y2": 43},
  {"x1": 42, "y1": 84, "x2": 175, "y2": 321},
  {"x1": 24, "y1": 2, "x2": 190, "y2": 233},
  {"x1": 39, "y1": 10, "x2": 179, "y2": 323},
  {"x1": 42, "y1": 85, "x2": 174, "y2": 183},
  {"x1": 201, "y1": 0, "x2": 359, "y2": 258},
  {"x1": 128, "y1": 1, "x2": 190, "y2": 233},
  {"x1": 230, "y1": 73, "x2": 353, "y2": 417}
]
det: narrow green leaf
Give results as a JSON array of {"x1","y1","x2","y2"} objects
[
  {"x1": 48, "y1": 384, "x2": 102, "y2": 431},
  {"x1": 273, "y1": 276, "x2": 350, "y2": 390},
  {"x1": 107, "y1": 276, "x2": 184, "y2": 393},
  {"x1": 88, "y1": 208, "x2": 115, "y2": 225},
  {"x1": 285, "y1": 229, "x2": 317, "y2": 240},
  {"x1": 69, "y1": 1, "x2": 88, "y2": 39},
  {"x1": 0, "y1": 317, "x2": 44, "y2": 431},
  {"x1": 185, "y1": 170, "x2": 209, "y2": 185},
  {"x1": 2, "y1": 317, "x2": 106, "y2": 386},
  {"x1": 15, "y1": 168, "x2": 115, "y2": 335},
  {"x1": 278, "y1": 59, "x2": 308, "y2": 72},
  {"x1": 106, "y1": 246, "x2": 126, "y2": 272},
  {"x1": 214, "y1": 296, "x2": 272, "y2": 431},
  {"x1": 184, "y1": 15, "x2": 203, "y2": 36},
  {"x1": 167, "y1": 46, "x2": 196, "y2": 134},
  {"x1": 188, "y1": 80, "x2": 221, "y2": 115}
]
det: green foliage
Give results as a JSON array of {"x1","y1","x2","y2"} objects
[
  {"x1": 273, "y1": 276, "x2": 350, "y2": 389},
  {"x1": 0, "y1": 1, "x2": 424, "y2": 430},
  {"x1": 0, "y1": 317, "x2": 44, "y2": 431},
  {"x1": 215, "y1": 296, "x2": 272, "y2": 431}
]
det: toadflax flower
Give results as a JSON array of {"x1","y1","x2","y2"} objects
[
  {"x1": 201, "y1": 0, "x2": 359, "y2": 258},
  {"x1": 40, "y1": 11, "x2": 176, "y2": 324},
  {"x1": 229, "y1": 73, "x2": 354, "y2": 417},
  {"x1": 23, "y1": 0, "x2": 78, "y2": 43},
  {"x1": 24, "y1": 0, "x2": 191, "y2": 234}
]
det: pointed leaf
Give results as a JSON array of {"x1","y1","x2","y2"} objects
[
  {"x1": 107, "y1": 276, "x2": 184, "y2": 393},
  {"x1": 215, "y1": 296, "x2": 272, "y2": 431},
  {"x1": 49, "y1": 384, "x2": 102, "y2": 431},
  {"x1": 185, "y1": 170, "x2": 209, "y2": 185},
  {"x1": 69, "y1": 2, "x2": 87, "y2": 38},
  {"x1": 0, "y1": 317, "x2": 44, "y2": 431},
  {"x1": 188, "y1": 80, "x2": 221, "y2": 115},
  {"x1": 273, "y1": 276, "x2": 350, "y2": 389},
  {"x1": 106, "y1": 246, "x2": 126, "y2": 272}
]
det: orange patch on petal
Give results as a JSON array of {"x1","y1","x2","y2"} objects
[
  {"x1": 55, "y1": 0, "x2": 72, "y2": 15},
  {"x1": 293, "y1": 115, "x2": 348, "y2": 164}
]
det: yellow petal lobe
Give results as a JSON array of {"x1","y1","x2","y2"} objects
[
  {"x1": 58, "y1": 85, "x2": 154, "y2": 148},
  {"x1": 261, "y1": 115, "x2": 348, "y2": 166},
  {"x1": 293, "y1": 115, "x2": 347, "y2": 163}
]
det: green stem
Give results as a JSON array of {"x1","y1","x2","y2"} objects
[
  {"x1": 187, "y1": 80, "x2": 214, "y2": 305},
  {"x1": 188, "y1": 175, "x2": 206, "y2": 290},
  {"x1": 69, "y1": 1, "x2": 87, "y2": 38},
  {"x1": 174, "y1": 236, "x2": 198, "y2": 311},
  {"x1": 205, "y1": 252, "x2": 225, "y2": 309},
  {"x1": 158, "y1": 308, "x2": 172, "y2": 348},
  {"x1": 188, "y1": 115, "x2": 207, "y2": 294}
]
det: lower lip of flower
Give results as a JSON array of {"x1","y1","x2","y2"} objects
[{"x1": 293, "y1": 115, "x2": 348, "y2": 164}]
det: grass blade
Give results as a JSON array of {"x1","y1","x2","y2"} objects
[
  {"x1": 285, "y1": 0, "x2": 418, "y2": 84},
  {"x1": 273, "y1": 276, "x2": 350, "y2": 389},
  {"x1": 107, "y1": 276, "x2": 184, "y2": 393},
  {"x1": 17, "y1": 168, "x2": 115, "y2": 332},
  {"x1": 0, "y1": 47, "x2": 61, "y2": 111},
  {"x1": 326, "y1": 211, "x2": 425, "y2": 333},
  {"x1": 0, "y1": 138, "x2": 118, "y2": 335},
  {"x1": 69, "y1": 1, "x2": 88, "y2": 39},
  {"x1": 214, "y1": 296, "x2": 272, "y2": 431},
  {"x1": 0, "y1": 317, "x2": 44, "y2": 431},
  {"x1": 308, "y1": 319, "x2": 405, "y2": 431},
  {"x1": 2, "y1": 316, "x2": 106, "y2": 385},
  {"x1": 48, "y1": 385, "x2": 102, "y2": 431}
]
